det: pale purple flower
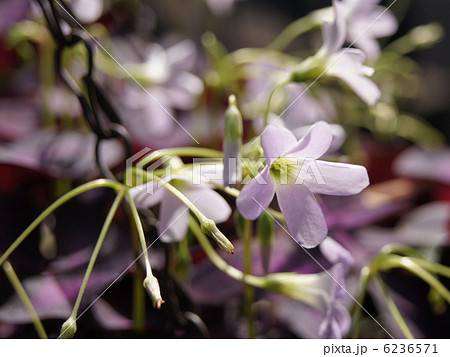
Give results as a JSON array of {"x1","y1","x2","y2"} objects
[
  {"x1": 69, "y1": 0, "x2": 104, "y2": 24},
  {"x1": 273, "y1": 237, "x2": 354, "y2": 338},
  {"x1": 393, "y1": 146, "x2": 450, "y2": 185},
  {"x1": 237, "y1": 122, "x2": 369, "y2": 248},
  {"x1": 343, "y1": 0, "x2": 398, "y2": 59},
  {"x1": 130, "y1": 177, "x2": 231, "y2": 243},
  {"x1": 119, "y1": 39, "x2": 203, "y2": 147},
  {"x1": 316, "y1": 0, "x2": 381, "y2": 106},
  {"x1": 0, "y1": 129, "x2": 124, "y2": 179},
  {"x1": 205, "y1": 0, "x2": 243, "y2": 17}
]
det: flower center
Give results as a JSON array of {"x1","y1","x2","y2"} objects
[{"x1": 270, "y1": 156, "x2": 303, "y2": 185}]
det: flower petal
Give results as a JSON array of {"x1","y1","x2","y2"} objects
[
  {"x1": 276, "y1": 184, "x2": 327, "y2": 248},
  {"x1": 287, "y1": 121, "x2": 333, "y2": 159},
  {"x1": 320, "y1": 237, "x2": 355, "y2": 271},
  {"x1": 304, "y1": 160, "x2": 369, "y2": 196},
  {"x1": 262, "y1": 125, "x2": 297, "y2": 164},
  {"x1": 159, "y1": 191, "x2": 189, "y2": 242},
  {"x1": 320, "y1": 0, "x2": 346, "y2": 55},
  {"x1": 129, "y1": 181, "x2": 166, "y2": 209},
  {"x1": 237, "y1": 166, "x2": 275, "y2": 220},
  {"x1": 183, "y1": 184, "x2": 232, "y2": 223},
  {"x1": 328, "y1": 50, "x2": 380, "y2": 106}
]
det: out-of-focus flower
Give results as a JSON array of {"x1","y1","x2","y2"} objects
[
  {"x1": 266, "y1": 238, "x2": 353, "y2": 338},
  {"x1": 0, "y1": 0, "x2": 29, "y2": 36},
  {"x1": 342, "y1": 0, "x2": 398, "y2": 59},
  {"x1": 293, "y1": 0, "x2": 381, "y2": 106},
  {"x1": 69, "y1": 0, "x2": 104, "y2": 24},
  {"x1": 356, "y1": 201, "x2": 450, "y2": 254},
  {"x1": 130, "y1": 177, "x2": 231, "y2": 243},
  {"x1": 205, "y1": 0, "x2": 243, "y2": 17},
  {"x1": 0, "y1": 129, "x2": 124, "y2": 180},
  {"x1": 120, "y1": 39, "x2": 203, "y2": 147},
  {"x1": 393, "y1": 147, "x2": 450, "y2": 186},
  {"x1": 237, "y1": 122, "x2": 369, "y2": 248}
]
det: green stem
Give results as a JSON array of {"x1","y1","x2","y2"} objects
[
  {"x1": 263, "y1": 79, "x2": 290, "y2": 127},
  {"x1": 2, "y1": 261, "x2": 48, "y2": 339},
  {"x1": 131, "y1": 221, "x2": 146, "y2": 333},
  {"x1": 188, "y1": 216, "x2": 263, "y2": 288},
  {"x1": 0, "y1": 179, "x2": 124, "y2": 266},
  {"x1": 351, "y1": 266, "x2": 371, "y2": 339},
  {"x1": 138, "y1": 147, "x2": 223, "y2": 169},
  {"x1": 374, "y1": 275, "x2": 414, "y2": 339},
  {"x1": 381, "y1": 256, "x2": 450, "y2": 305},
  {"x1": 126, "y1": 191, "x2": 153, "y2": 276},
  {"x1": 267, "y1": 14, "x2": 321, "y2": 51},
  {"x1": 69, "y1": 189, "x2": 126, "y2": 320},
  {"x1": 243, "y1": 219, "x2": 255, "y2": 338}
]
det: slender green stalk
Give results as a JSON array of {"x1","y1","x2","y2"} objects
[
  {"x1": 138, "y1": 147, "x2": 223, "y2": 169},
  {"x1": 351, "y1": 266, "x2": 371, "y2": 339},
  {"x1": 2, "y1": 261, "x2": 48, "y2": 339},
  {"x1": 0, "y1": 179, "x2": 124, "y2": 266},
  {"x1": 188, "y1": 216, "x2": 263, "y2": 288},
  {"x1": 263, "y1": 79, "x2": 290, "y2": 127},
  {"x1": 131, "y1": 221, "x2": 146, "y2": 333},
  {"x1": 242, "y1": 219, "x2": 255, "y2": 338},
  {"x1": 408, "y1": 258, "x2": 450, "y2": 279},
  {"x1": 267, "y1": 15, "x2": 321, "y2": 51},
  {"x1": 126, "y1": 191, "x2": 153, "y2": 276},
  {"x1": 68, "y1": 189, "x2": 126, "y2": 321},
  {"x1": 374, "y1": 275, "x2": 414, "y2": 339},
  {"x1": 381, "y1": 256, "x2": 450, "y2": 305}
]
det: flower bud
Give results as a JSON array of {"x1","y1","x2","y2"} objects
[
  {"x1": 60, "y1": 316, "x2": 77, "y2": 339},
  {"x1": 223, "y1": 94, "x2": 243, "y2": 186},
  {"x1": 257, "y1": 211, "x2": 274, "y2": 274},
  {"x1": 262, "y1": 272, "x2": 328, "y2": 309},
  {"x1": 201, "y1": 218, "x2": 235, "y2": 254},
  {"x1": 143, "y1": 275, "x2": 164, "y2": 309}
]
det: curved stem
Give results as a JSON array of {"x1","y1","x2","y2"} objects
[
  {"x1": 351, "y1": 266, "x2": 371, "y2": 339},
  {"x1": 0, "y1": 179, "x2": 124, "y2": 266},
  {"x1": 242, "y1": 219, "x2": 255, "y2": 338},
  {"x1": 2, "y1": 261, "x2": 48, "y2": 339},
  {"x1": 374, "y1": 275, "x2": 414, "y2": 339},
  {"x1": 188, "y1": 216, "x2": 263, "y2": 288},
  {"x1": 267, "y1": 15, "x2": 320, "y2": 51},
  {"x1": 264, "y1": 79, "x2": 290, "y2": 127},
  {"x1": 138, "y1": 147, "x2": 223, "y2": 168},
  {"x1": 126, "y1": 191, "x2": 153, "y2": 276},
  {"x1": 69, "y1": 189, "x2": 126, "y2": 320}
]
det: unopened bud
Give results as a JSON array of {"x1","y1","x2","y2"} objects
[
  {"x1": 257, "y1": 212, "x2": 274, "y2": 274},
  {"x1": 223, "y1": 94, "x2": 243, "y2": 186},
  {"x1": 60, "y1": 316, "x2": 77, "y2": 339},
  {"x1": 201, "y1": 218, "x2": 235, "y2": 254},
  {"x1": 143, "y1": 275, "x2": 164, "y2": 309}
]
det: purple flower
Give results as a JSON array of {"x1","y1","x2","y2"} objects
[
  {"x1": 236, "y1": 122, "x2": 369, "y2": 248},
  {"x1": 314, "y1": 0, "x2": 381, "y2": 106},
  {"x1": 343, "y1": 0, "x2": 398, "y2": 59},
  {"x1": 393, "y1": 146, "x2": 450, "y2": 185},
  {"x1": 130, "y1": 176, "x2": 231, "y2": 242},
  {"x1": 205, "y1": 0, "x2": 243, "y2": 17}
]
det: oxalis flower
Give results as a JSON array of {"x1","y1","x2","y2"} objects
[
  {"x1": 236, "y1": 122, "x2": 369, "y2": 248},
  {"x1": 292, "y1": 0, "x2": 380, "y2": 106},
  {"x1": 342, "y1": 0, "x2": 398, "y2": 60}
]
